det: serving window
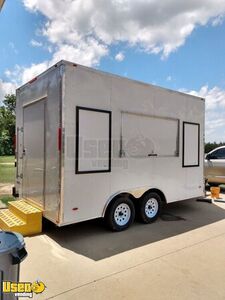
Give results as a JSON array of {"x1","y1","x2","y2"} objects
[{"x1": 121, "y1": 112, "x2": 179, "y2": 158}]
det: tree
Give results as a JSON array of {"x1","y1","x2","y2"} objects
[
  {"x1": 205, "y1": 142, "x2": 225, "y2": 154},
  {"x1": 0, "y1": 94, "x2": 16, "y2": 155}
]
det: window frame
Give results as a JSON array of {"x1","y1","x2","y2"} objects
[
  {"x1": 182, "y1": 121, "x2": 200, "y2": 168},
  {"x1": 75, "y1": 106, "x2": 112, "y2": 174},
  {"x1": 120, "y1": 111, "x2": 180, "y2": 158}
]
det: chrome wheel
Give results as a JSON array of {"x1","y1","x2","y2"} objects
[
  {"x1": 114, "y1": 203, "x2": 131, "y2": 226},
  {"x1": 145, "y1": 198, "x2": 159, "y2": 218}
]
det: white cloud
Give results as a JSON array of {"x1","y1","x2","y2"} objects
[
  {"x1": 0, "y1": 80, "x2": 17, "y2": 104},
  {"x1": 4, "y1": 62, "x2": 48, "y2": 85},
  {"x1": 6, "y1": 0, "x2": 223, "y2": 96},
  {"x1": 23, "y1": 0, "x2": 225, "y2": 62},
  {"x1": 5, "y1": 65, "x2": 22, "y2": 84},
  {"x1": 0, "y1": 62, "x2": 49, "y2": 103},
  {"x1": 30, "y1": 39, "x2": 43, "y2": 47},
  {"x1": 51, "y1": 40, "x2": 108, "y2": 67},
  {"x1": 115, "y1": 52, "x2": 125, "y2": 62},
  {"x1": 3, "y1": 39, "x2": 108, "y2": 87},
  {"x1": 212, "y1": 13, "x2": 225, "y2": 26},
  {"x1": 186, "y1": 85, "x2": 225, "y2": 142},
  {"x1": 187, "y1": 85, "x2": 225, "y2": 111},
  {"x1": 21, "y1": 62, "x2": 48, "y2": 83},
  {"x1": 9, "y1": 42, "x2": 18, "y2": 54},
  {"x1": 166, "y1": 75, "x2": 172, "y2": 82}
]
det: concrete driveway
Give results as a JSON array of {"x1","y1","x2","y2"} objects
[{"x1": 21, "y1": 196, "x2": 225, "y2": 300}]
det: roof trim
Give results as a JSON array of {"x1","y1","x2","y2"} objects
[{"x1": 17, "y1": 60, "x2": 205, "y2": 102}]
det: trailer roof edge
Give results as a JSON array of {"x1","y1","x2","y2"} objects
[{"x1": 16, "y1": 60, "x2": 205, "y2": 102}]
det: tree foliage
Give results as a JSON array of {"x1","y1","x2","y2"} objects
[
  {"x1": 205, "y1": 142, "x2": 225, "y2": 154},
  {"x1": 0, "y1": 94, "x2": 16, "y2": 155}
]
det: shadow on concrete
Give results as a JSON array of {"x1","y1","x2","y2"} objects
[{"x1": 44, "y1": 199, "x2": 225, "y2": 261}]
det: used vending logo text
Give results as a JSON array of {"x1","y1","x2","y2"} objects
[{"x1": 2, "y1": 280, "x2": 46, "y2": 298}]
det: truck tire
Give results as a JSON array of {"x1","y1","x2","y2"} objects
[
  {"x1": 106, "y1": 197, "x2": 135, "y2": 231},
  {"x1": 138, "y1": 192, "x2": 162, "y2": 223}
]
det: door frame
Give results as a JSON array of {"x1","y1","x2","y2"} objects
[{"x1": 22, "y1": 97, "x2": 47, "y2": 209}]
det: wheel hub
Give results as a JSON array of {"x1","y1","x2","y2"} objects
[
  {"x1": 145, "y1": 198, "x2": 159, "y2": 218},
  {"x1": 114, "y1": 203, "x2": 131, "y2": 226}
]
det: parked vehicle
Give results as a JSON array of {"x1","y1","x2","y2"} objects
[
  {"x1": 205, "y1": 146, "x2": 225, "y2": 185},
  {"x1": 14, "y1": 60, "x2": 205, "y2": 231}
]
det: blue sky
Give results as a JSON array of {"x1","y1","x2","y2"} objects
[
  {"x1": 1, "y1": 0, "x2": 225, "y2": 142},
  {"x1": 0, "y1": 0, "x2": 48, "y2": 75}
]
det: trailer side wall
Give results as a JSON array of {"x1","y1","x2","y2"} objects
[{"x1": 62, "y1": 64, "x2": 204, "y2": 225}]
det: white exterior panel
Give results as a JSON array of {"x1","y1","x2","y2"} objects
[{"x1": 61, "y1": 62, "x2": 205, "y2": 226}]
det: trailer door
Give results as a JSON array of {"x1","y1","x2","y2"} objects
[{"x1": 22, "y1": 99, "x2": 45, "y2": 208}]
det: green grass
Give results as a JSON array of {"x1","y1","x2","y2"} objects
[
  {"x1": 0, "y1": 156, "x2": 14, "y2": 164},
  {"x1": 0, "y1": 155, "x2": 15, "y2": 183},
  {"x1": 0, "y1": 195, "x2": 15, "y2": 206}
]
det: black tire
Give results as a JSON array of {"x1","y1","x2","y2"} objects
[
  {"x1": 138, "y1": 192, "x2": 162, "y2": 223},
  {"x1": 105, "y1": 197, "x2": 135, "y2": 231}
]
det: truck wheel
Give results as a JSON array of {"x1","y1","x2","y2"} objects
[
  {"x1": 106, "y1": 197, "x2": 135, "y2": 231},
  {"x1": 138, "y1": 192, "x2": 162, "y2": 223}
]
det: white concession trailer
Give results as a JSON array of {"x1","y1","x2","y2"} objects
[{"x1": 15, "y1": 60, "x2": 205, "y2": 231}]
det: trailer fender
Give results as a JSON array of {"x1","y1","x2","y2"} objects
[
  {"x1": 102, "y1": 187, "x2": 167, "y2": 217},
  {"x1": 102, "y1": 191, "x2": 135, "y2": 217}
]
